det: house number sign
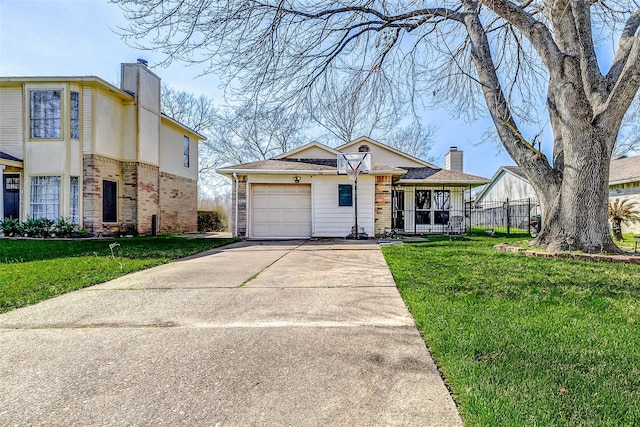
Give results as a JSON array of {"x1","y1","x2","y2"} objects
[{"x1": 5, "y1": 177, "x2": 19, "y2": 190}]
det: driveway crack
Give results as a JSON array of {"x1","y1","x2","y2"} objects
[{"x1": 238, "y1": 242, "x2": 305, "y2": 287}]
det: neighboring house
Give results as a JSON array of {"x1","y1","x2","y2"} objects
[
  {"x1": 217, "y1": 137, "x2": 488, "y2": 239},
  {"x1": 476, "y1": 155, "x2": 640, "y2": 233},
  {"x1": 0, "y1": 61, "x2": 203, "y2": 236},
  {"x1": 609, "y1": 154, "x2": 640, "y2": 234},
  {"x1": 474, "y1": 166, "x2": 538, "y2": 206}
]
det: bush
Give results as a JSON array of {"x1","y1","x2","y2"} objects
[
  {"x1": 54, "y1": 218, "x2": 76, "y2": 237},
  {"x1": 198, "y1": 209, "x2": 228, "y2": 232},
  {"x1": 0, "y1": 218, "x2": 23, "y2": 237},
  {"x1": 1, "y1": 217, "x2": 79, "y2": 238},
  {"x1": 22, "y1": 217, "x2": 55, "y2": 237}
]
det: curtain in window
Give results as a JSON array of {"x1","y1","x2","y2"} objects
[
  {"x1": 30, "y1": 91, "x2": 61, "y2": 138},
  {"x1": 70, "y1": 92, "x2": 79, "y2": 139},
  {"x1": 30, "y1": 176, "x2": 61, "y2": 220}
]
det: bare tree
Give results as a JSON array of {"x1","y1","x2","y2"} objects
[
  {"x1": 305, "y1": 76, "x2": 400, "y2": 143},
  {"x1": 117, "y1": 0, "x2": 640, "y2": 252},
  {"x1": 161, "y1": 84, "x2": 225, "y2": 196},
  {"x1": 384, "y1": 122, "x2": 437, "y2": 163},
  {"x1": 210, "y1": 101, "x2": 308, "y2": 165},
  {"x1": 306, "y1": 78, "x2": 436, "y2": 160}
]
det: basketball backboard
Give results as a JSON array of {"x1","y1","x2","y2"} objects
[{"x1": 337, "y1": 152, "x2": 372, "y2": 176}]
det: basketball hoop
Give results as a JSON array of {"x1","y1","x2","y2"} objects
[
  {"x1": 346, "y1": 167, "x2": 360, "y2": 181},
  {"x1": 337, "y1": 152, "x2": 371, "y2": 239},
  {"x1": 337, "y1": 152, "x2": 372, "y2": 176}
]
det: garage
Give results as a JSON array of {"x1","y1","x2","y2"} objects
[{"x1": 250, "y1": 184, "x2": 312, "y2": 238}]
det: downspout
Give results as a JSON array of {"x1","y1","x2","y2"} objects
[{"x1": 233, "y1": 172, "x2": 239, "y2": 237}]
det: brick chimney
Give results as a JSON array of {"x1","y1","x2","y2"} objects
[{"x1": 445, "y1": 146, "x2": 463, "y2": 172}]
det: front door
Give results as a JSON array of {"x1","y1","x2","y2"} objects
[{"x1": 3, "y1": 174, "x2": 20, "y2": 219}]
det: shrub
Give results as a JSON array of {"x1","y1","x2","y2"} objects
[
  {"x1": 198, "y1": 209, "x2": 228, "y2": 232},
  {"x1": 0, "y1": 218, "x2": 23, "y2": 237},
  {"x1": 22, "y1": 217, "x2": 55, "y2": 237},
  {"x1": 54, "y1": 218, "x2": 76, "y2": 237}
]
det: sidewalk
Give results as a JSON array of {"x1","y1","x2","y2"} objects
[{"x1": 0, "y1": 240, "x2": 462, "y2": 426}]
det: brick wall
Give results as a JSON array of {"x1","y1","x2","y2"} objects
[
  {"x1": 136, "y1": 163, "x2": 159, "y2": 235},
  {"x1": 374, "y1": 175, "x2": 392, "y2": 236},
  {"x1": 83, "y1": 155, "x2": 167, "y2": 236},
  {"x1": 83, "y1": 154, "x2": 122, "y2": 236},
  {"x1": 230, "y1": 175, "x2": 247, "y2": 237},
  {"x1": 159, "y1": 172, "x2": 197, "y2": 234}
]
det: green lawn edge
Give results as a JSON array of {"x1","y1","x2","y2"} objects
[
  {"x1": 382, "y1": 234, "x2": 640, "y2": 426},
  {"x1": 0, "y1": 236, "x2": 237, "y2": 313}
]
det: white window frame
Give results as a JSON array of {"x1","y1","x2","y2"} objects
[
  {"x1": 30, "y1": 176, "x2": 61, "y2": 220},
  {"x1": 29, "y1": 90, "x2": 62, "y2": 139},
  {"x1": 70, "y1": 176, "x2": 80, "y2": 224},
  {"x1": 70, "y1": 91, "x2": 80, "y2": 140},
  {"x1": 183, "y1": 135, "x2": 190, "y2": 168}
]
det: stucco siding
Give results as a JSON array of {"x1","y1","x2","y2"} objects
[
  {"x1": 94, "y1": 92, "x2": 127, "y2": 159},
  {"x1": 26, "y1": 141, "x2": 67, "y2": 174},
  {"x1": 138, "y1": 108, "x2": 160, "y2": 165},
  {"x1": 159, "y1": 120, "x2": 198, "y2": 180}
]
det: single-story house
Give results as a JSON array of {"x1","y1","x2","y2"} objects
[
  {"x1": 0, "y1": 60, "x2": 204, "y2": 236},
  {"x1": 474, "y1": 166, "x2": 538, "y2": 206},
  {"x1": 217, "y1": 137, "x2": 489, "y2": 239},
  {"x1": 475, "y1": 155, "x2": 640, "y2": 233}
]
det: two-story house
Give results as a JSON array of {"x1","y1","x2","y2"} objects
[{"x1": 0, "y1": 61, "x2": 203, "y2": 235}]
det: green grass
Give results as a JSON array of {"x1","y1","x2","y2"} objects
[
  {"x1": 382, "y1": 234, "x2": 640, "y2": 426},
  {"x1": 0, "y1": 236, "x2": 236, "y2": 313}
]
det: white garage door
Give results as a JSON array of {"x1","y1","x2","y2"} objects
[{"x1": 251, "y1": 184, "x2": 312, "y2": 238}]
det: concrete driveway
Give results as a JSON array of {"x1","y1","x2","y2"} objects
[{"x1": 0, "y1": 240, "x2": 462, "y2": 426}]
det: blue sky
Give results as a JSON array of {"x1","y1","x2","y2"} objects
[{"x1": 0, "y1": 0, "x2": 517, "y2": 179}]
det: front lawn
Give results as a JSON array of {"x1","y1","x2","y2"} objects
[
  {"x1": 382, "y1": 235, "x2": 640, "y2": 426},
  {"x1": 0, "y1": 236, "x2": 236, "y2": 313}
]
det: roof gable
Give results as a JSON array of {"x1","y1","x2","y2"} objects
[
  {"x1": 274, "y1": 141, "x2": 339, "y2": 160},
  {"x1": 475, "y1": 166, "x2": 536, "y2": 203},
  {"x1": 336, "y1": 136, "x2": 436, "y2": 168}
]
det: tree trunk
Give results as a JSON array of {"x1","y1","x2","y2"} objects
[
  {"x1": 612, "y1": 220, "x2": 623, "y2": 242},
  {"x1": 532, "y1": 127, "x2": 619, "y2": 253}
]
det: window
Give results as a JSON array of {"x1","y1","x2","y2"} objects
[
  {"x1": 103, "y1": 180, "x2": 118, "y2": 223},
  {"x1": 434, "y1": 190, "x2": 451, "y2": 225},
  {"x1": 70, "y1": 91, "x2": 79, "y2": 139},
  {"x1": 338, "y1": 184, "x2": 353, "y2": 206},
  {"x1": 30, "y1": 91, "x2": 61, "y2": 138},
  {"x1": 415, "y1": 190, "x2": 431, "y2": 225},
  {"x1": 30, "y1": 176, "x2": 60, "y2": 220},
  {"x1": 70, "y1": 177, "x2": 79, "y2": 224},
  {"x1": 183, "y1": 135, "x2": 190, "y2": 168}
]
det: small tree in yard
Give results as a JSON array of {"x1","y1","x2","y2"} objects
[
  {"x1": 608, "y1": 198, "x2": 640, "y2": 241},
  {"x1": 116, "y1": 1, "x2": 640, "y2": 252}
]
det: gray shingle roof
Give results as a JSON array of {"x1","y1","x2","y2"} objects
[
  {"x1": 610, "y1": 155, "x2": 640, "y2": 184},
  {"x1": 218, "y1": 158, "x2": 405, "y2": 174},
  {"x1": 503, "y1": 166, "x2": 527, "y2": 179},
  {"x1": 0, "y1": 151, "x2": 22, "y2": 162}
]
